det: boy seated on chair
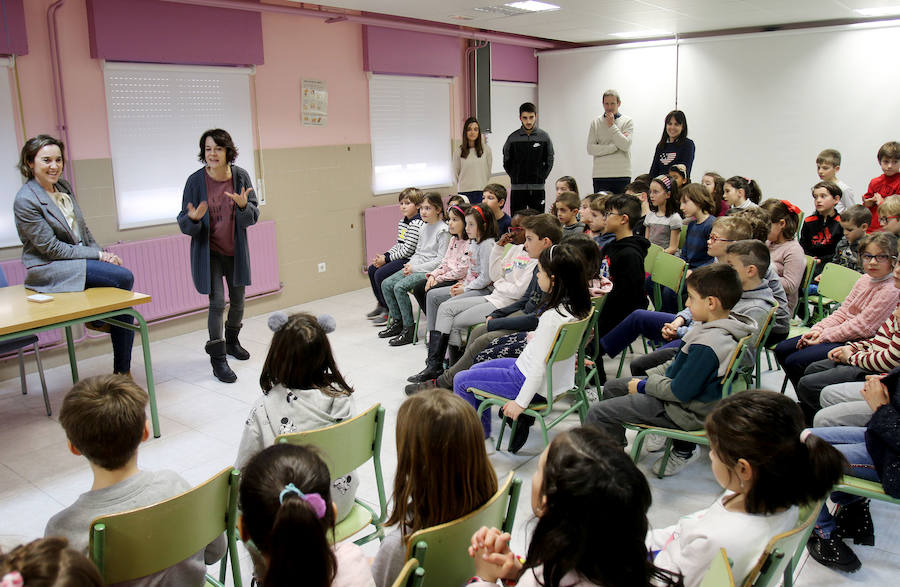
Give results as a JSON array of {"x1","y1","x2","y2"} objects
[
  {"x1": 587, "y1": 264, "x2": 754, "y2": 477},
  {"x1": 45, "y1": 374, "x2": 225, "y2": 586}
]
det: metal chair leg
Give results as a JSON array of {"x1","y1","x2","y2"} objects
[
  {"x1": 33, "y1": 342, "x2": 51, "y2": 416},
  {"x1": 18, "y1": 348, "x2": 27, "y2": 395}
]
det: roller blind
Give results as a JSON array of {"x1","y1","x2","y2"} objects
[{"x1": 1, "y1": 59, "x2": 23, "y2": 248}]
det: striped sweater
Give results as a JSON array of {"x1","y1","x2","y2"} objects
[
  {"x1": 809, "y1": 274, "x2": 899, "y2": 343},
  {"x1": 428, "y1": 236, "x2": 468, "y2": 283},
  {"x1": 384, "y1": 215, "x2": 423, "y2": 262},
  {"x1": 847, "y1": 310, "x2": 900, "y2": 372}
]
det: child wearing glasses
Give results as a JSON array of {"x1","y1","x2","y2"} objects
[{"x1": 877, "y1": 194, "x2": 900, "y2": 237}]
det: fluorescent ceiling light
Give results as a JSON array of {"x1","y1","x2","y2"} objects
[
  {"x1": 855, "y1": 6, "x2": 900, "y2": 16},
  {"x1": 610, "y1": 29, "x2": 673, "y2": 38},
  {"x1": 504, "y1": 1, "x2": 560, "y2": 12}
]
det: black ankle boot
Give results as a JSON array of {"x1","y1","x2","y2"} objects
[
  {"x1": 389, "y1": 325, "x2": 416, "y2": 347},
  {"x1": 447, "y1": 344, "x2": 463, "y2": 367},
  {"x1": 807, "y1": 532, "x2": 861, "y2": 573},
  {"x1": 378, "y1": 319, "x2": 403, "y2": 338},
  {"x1": 225, "y1": 325, "x2": 250, "y2": 360},
  {"x1": 503, "y1": 411, "x2": 536, "y2": 454},
  {"x1": 833, "y1": 499, "x2": 875, "y2": 546},
  {"x1": 404, "y1": 379, "x2": 437, "y2": 396},
  {"x1": 408, "y1": 332, "x2": 449, "y2": 382},
  {"x1": 205, "y1": 340, "x2": 237, "y2": 383}
]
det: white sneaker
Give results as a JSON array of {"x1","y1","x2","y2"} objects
[
  {"x1": 651, "y1": 449, "x2": 699, "y2": 477},
  {"x1": 643, "y1": 433, "x2": 667, "y2": 453}
]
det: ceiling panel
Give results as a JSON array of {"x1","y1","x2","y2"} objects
[{"x1": 302, "y1": 0, "x2": 896, "y2": 43}]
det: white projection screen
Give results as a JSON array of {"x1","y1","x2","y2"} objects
[{"x1": 539, "y1": 22, "x2": 900, "y2": 212}]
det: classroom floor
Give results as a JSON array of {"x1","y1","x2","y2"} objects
[{"x1": 1, "y1": 287, "x2": 898, "y2": 585}]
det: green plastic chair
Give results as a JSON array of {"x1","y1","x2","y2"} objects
[
  {"x1": 471, "y1": 310, "x2": 594, "y2": 450},
  {"x1": 678, "y1": 224, "x2": 688, "y2": 250},
  {"x1": 749, "y1": 303, "x2": 778, "y2": 389},
  {"x1": 650, "y1": 252, "x2": 688, "y2": 312},
  {"x1": 833, "y1": 476, "x2": 900, "y2": 505},
  {"x1": 580, "y1": 296, "x2": 607, "y2": 391},
  {"x1": 408, "y1": 472, "x2": 521, "y2": 587},
  {"x1": 89, "y1": 467, "x2": 242, "y2": 587},
  {"x1": 625, "y1": 335, "x2": 751, "y2": 478},
  {"x1": 391, "y1": 558, "x2": 425, "y2": 587},
  {"x1": 808, "y1": 262, "x2": 862, "y2": 324},
  {"x1": 743, "y1": 500, "x2": 822, "y2": 587},
  {"x1": 277, "y1": 403, "x2": 387, "y2": 545},
  {"x1": 792, "y1": 255, "x2": 817, "y2": 324},
  {"x1": 699, "y1": 548, "x2": 734, "y2": 587},
  {"x1": 645, "y1": 243, "x2": 663, "y2": 274}
]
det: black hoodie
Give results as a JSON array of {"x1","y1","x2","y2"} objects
[{"x1": 598, "y1": 234, "x2": 651, "y2": 336}]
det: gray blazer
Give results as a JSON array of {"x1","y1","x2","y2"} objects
[{"x1": 13, "y1": 178, "x2": 101, "y2": 293}]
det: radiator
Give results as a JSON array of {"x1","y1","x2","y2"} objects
[
  {"x1": 1, "y1": 220, "x2": 281, "y2": 334},
  {"x1": 364, "y1": 204, "x2": 403, "y2": 267}
]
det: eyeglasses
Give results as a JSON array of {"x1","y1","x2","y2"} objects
[
  {"x1": 861, "y1": 253, "x2": 897, "y2": 264},
  {"x1": 602, "y1": 211, "x2": 622, "y2": 219},
  {"x1": 879, "y1": 216, "x2": 899, "y2": 224},
  {"x1": 708, "y1": 235, "x2": 735, "y2": 243}
]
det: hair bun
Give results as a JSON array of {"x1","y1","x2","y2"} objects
[
  {"x1": 268, "y1": 311, "x2": 289, "y2": 332},
  {"x1": 317, "y1": 314, "x2": 336, "y2": 333}
]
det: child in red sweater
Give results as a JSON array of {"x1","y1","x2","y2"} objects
[{"x1": 863, "y1": 141, "x2": 900, "y2": 232}]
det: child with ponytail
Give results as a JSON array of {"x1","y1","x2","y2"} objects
[
  {"x1": 645, "y1": 175, "x2": 682, "y2": 254},
  {"x1": 760, "y1": 198, "x2": 806, "y2": 312},
  {"x1": 723, "y1": 176, "x2": 762, "y2": 212},
  {"x1": 239, "y1": 444, "x2": 374, "y2": 587},
  {"x1": 468, "y1": 426, "x2": 679, "y2": 587},
  {"x1": 0, "y1": 537, "x2": 102, "y2": 587},
  {"x1": 649, "y1": 390, "x2": 844, "y2": 587}
]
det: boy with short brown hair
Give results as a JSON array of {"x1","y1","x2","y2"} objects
[{"x1": 862, "y1": 141, "x2": 900, "y2": 232}]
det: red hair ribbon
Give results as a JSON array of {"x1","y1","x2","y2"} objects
[{"x1": 781, "y1": 199, "x2": 802, "y2": 215}]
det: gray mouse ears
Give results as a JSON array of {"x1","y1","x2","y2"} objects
[{"x1": 267, "y1": 311, "x2": 336, "y2": 333}]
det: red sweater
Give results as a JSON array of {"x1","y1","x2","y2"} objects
[{"x1": 863, "y1": 173, "x2": 900, "y2": 232}]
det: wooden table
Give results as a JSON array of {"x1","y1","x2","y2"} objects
[{"x1": 0, "y1": 286, "x2": 160, "y2": 437}]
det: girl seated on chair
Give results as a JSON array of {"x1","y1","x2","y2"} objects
[
  {"x1": 467, "y1": 426, "x2": 680, "y2": 587},
  {"x1": 235, "y1": 312, "x2": 359, "y2": 523},
  {"x1": 372, "y1": 389, "x2": 497, "y2": 587},
  {"x1": 649, "y1": 390, "x2": 843, "y2": 587},
  {"x1": 453, "y1": 243, "x2": 591, "y2": 454},
  {"x1": 239, "y1": 444, "x2": 374, "y2": 587}
]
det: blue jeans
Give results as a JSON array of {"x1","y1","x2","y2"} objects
[
  {"x1": 368, "y1": 258, "x2": 406, "y2": 308},
  {"x1": 773, "y1": 336, "x2": 842, "y2": 392},
  {"x1": 84, "y1": 260, "x2": 135, "y2": 373},
  {"x1": 454, "y1": 358, "x2": 525, "y2": 437},
  {"x1": 808, "y1": 426, "x2": 880, "y2": 537},
  {"x1": 600, "y1": 309, "x2": 674, "y2": 358}
]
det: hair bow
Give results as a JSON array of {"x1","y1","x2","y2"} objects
[{"x1": 279, "y1": 483, "x2": 328, "y2": 519}]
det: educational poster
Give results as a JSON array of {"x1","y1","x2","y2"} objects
[{"x1": 302, "y1": 79, "x2": 328, "y2": 126}]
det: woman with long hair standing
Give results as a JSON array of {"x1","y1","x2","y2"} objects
[{"x1": 453, "y1": 117, "x2": 493, "y2": 204}]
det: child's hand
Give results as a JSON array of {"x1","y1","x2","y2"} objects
[
  {"x1": 827, "y1": 345, "x2": 852, "y2": 364},
  {"x1": 469, "y1": 528, "x2": 520, "y2": 583},
  {"x1": 497, "y1": 232, "x2": 513, "y2": 246},
  {"x1": 469, "y1": 527, "x2": 511, "y2": 557},
  {"x1": 664, "y1": 247, "x2": 677, "y2": 255},
  {"x1": 661, "y1": 320, "x2": 681, "y2": 341},
  {"x1": 502, "y1": 400, "x2": 525, "y2": 421},
  {"x1": 799, "y1": 330, "x2": 822, "y2": 347},
  {"x1": 424, "y1": 276, "x2": 436, "y2": 291},
  {"x1": 627, "y1": 379, "x2": 641, "y2": 394},
  {"x1": 814, "y1": 274, "x2": 822, "y2": 283},
  {"x1": 861, "y1": 377, "x2": 890, "y2": 412},
  {"x1": 450, "y1": 283, "x2": 465, "y2": 296},
  {"x1": 873, "y1": 192, "x2": 885, "y2": 206},
  {"x1": 402, "y1": 264, "x2": 412, "y2": 276},
  {"x1": 373, "y1": 254, "x2": 386, "y2": 268}
]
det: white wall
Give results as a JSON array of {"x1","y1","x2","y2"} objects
[{"x1": 539, "y1": 22, "x2": 900, "y2": 213}]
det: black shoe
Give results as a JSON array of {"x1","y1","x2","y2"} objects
[
  {"x1": 367, "y1": 305, "x2": 386, "y2": 318},
  {"x1": 833, "y1": 499, "x2": 875, "y2": 546},
  {"x1": 378, "y1": 320, "x2": 403, "y2": 338},
  {"x1": 372, "y1": 314, "x2": 390, "y2": 326},
  {"x1": 807, "y1": 533, "x2": 861, "y2": 573},
  {"x1": 404, "y1": 379, "x2": 437, "y2": 396},
  {"x1": 389, "y1": 325, "x2": 416, "y2": 347},
  {"x1": 447, "y1": 344, "x2": 463, "y2": 367},
  {"x1": 407, "y1": 364, "x2": 443, "y2": 383},
  {"x1": 225, "y1": 325, "x2": 251, "y2": 360},
  {"x1": 504, "y1": 412, "x2": 535, "y2": 455},
  {"x1": 205, "y1": 340, "x2": 237, "y2": 383}
]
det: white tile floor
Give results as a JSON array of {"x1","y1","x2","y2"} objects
[{"x1": 1, "y1": 287, "x2": 898, "y2": 585}]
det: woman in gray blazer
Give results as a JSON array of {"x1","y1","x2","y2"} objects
[
  {"x1": 13, "y1": 135, "x2": 135, "y2": 374},
  {"x1": 177, "y1": 128, "x2": 259, "y2": 383}
]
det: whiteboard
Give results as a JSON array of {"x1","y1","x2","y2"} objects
[
  {"x1": 487, "y1": 81, "x2": 538, "y2": 176},
  {"x1": 539, "y1": 23, "x2": 900, "y2": 211}
]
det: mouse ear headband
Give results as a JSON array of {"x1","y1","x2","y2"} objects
[{"x1": 268, "y1": 312, "x2": 336, "y2": 333}]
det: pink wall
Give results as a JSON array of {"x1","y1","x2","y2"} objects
[
  {"x1": 491, "y1": 43, "x2": 538, "y2": 84},
  {"x1": 363, "y1": 26, "x2": 461, "y2": 77},
  {"x1": 0, "y1": 0, "x2": 27, "y2": 55}
]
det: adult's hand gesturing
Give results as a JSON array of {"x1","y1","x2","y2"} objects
[
  {"x1": 186, "y1": 201, "x2": 208, "y2": 221},
  {"x1": 225, "y1": 187, "x2": 253, "y2": 210}
]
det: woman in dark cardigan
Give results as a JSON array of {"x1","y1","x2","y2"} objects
[
  {"x1": 805, "y1": 365, "x2": 900, "y2": 573},
  {"x1": 177, "y1": 129, "x2": 259, "y2": 383}
]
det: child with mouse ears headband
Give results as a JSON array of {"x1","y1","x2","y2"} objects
[{"x1": 239, "y1": 444, "x2": 375, "y2": 587}]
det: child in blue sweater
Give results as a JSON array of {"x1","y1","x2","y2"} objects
[{"x1": 587, "y1": 264, "x2": 753, "y2": 477}]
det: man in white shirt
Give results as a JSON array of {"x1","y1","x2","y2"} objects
[{"x1": 587, "y1": 89, "x2": 633, "y2": 194}]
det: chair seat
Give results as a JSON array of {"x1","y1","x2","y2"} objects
[
  {"x1": 624, "y1": 423, "x2": 706, "y2": 438},
  {"x1": 836, "y1": 477, "x2": 900, "y2": 504},
  {"x1": 0, "y1": 334, "x2": 39, "y2": 354},
  {"x1": 470, "y1": 388, "x2": 548, "y2": 411},
  {"x1": 333, "y1": 502, "x2": 374, "y2": 543}
]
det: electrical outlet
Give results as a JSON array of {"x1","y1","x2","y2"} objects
[{"x1": 317, "y1": 262, "x2": 326, "y2": 273}]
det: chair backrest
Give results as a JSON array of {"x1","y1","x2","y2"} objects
[
  {"x1": 391, "y1": 558, "x2": 425, "y2": 587},
  {"x1": 89, "y1": 467, "x2": 239, "y2": 584},
  {"x1": 754, "y1": 303, "x2": 779, "y2": 350},
  {"x1": 544, "y1": 309, "x2": 593, "y2": 365},
  {"x1": 678, "y1": 224, "x2": 688, "y2": 250},
  {"x1": 817, "y1": 262, "x2": 862, "y2": 303},
  {"x1": 277, "y1": 403, "x2": 383, "y2": 479},
  {"x1": 644, "y1": 243, "x2": 663, "y2": 274},
  {"x1": 720, "y1": 335, "x2": 751, "y2": 396},
  {"x1": 408, "y1": 472, "x2": 521, "y2": 587},
  {"x1": 700, "y1": 548, "x2": 735, "y2": 587},
  {"x1": 650, "y1": 252, "x2": 688, "y2": 310},
  {"x1": 744, "y1": 500, "x2": 822, "y2": 587},
  {"x1": 794, "y1": 255, "x2": 816, "y2": 316}
]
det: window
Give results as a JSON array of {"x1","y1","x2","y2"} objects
[
  {"x1": 1, "y1": 58, "x2": 23, "y2": 247},
  {"x1": 103, "y1": 62, "x2": 256, "y2": 229},
  {"x1": 368, "y1": 74, "x2": 452, "y2": 195}
]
